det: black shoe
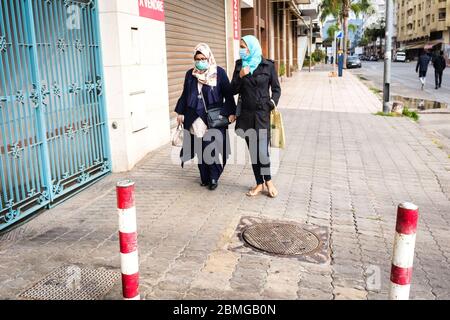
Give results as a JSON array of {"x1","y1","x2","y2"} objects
[
  {"x1": 436, "y1": 86, "x2": 439, "y2": 90},
  {"x1": 200, "y1": 182, "x2": 208, "y2": 187},
  {"x1": 209, "y1": 179, "x2": 218, "y2": 190}
]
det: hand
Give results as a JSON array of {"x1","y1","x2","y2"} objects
[
  {"x1": 239, "y1": 66, "x2": 250, "y2": 78},
  {"x1": 176, "y1": 114, "x2": 184, "y2": 126},
  {"x1": 228, "y1": 115, "x2": 236, "y2": 123}
]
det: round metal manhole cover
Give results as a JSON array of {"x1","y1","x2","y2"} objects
[{"x1": 242, "y1": 223, "x2": 320, "y2": 256}]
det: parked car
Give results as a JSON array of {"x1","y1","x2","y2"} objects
[
  {"x1": 347, "y1": 56, "x2": 362, "y2": 68},
  {"x1": 394, "y1": 51, "x2": 406, "y2": 62},
  {"x1": 369, "y1": 55, "x2": 379, "y2": 61}
]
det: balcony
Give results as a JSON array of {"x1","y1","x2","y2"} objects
[
  {"x1": 240, "y1": 0, "x2": 254, "y2": 8},
  {"x1": 407, "y1": 2, "x2": 413, "y2": 11},
  {"x1": 407, "y1": 15, "x2": 414, "y2": 24}
]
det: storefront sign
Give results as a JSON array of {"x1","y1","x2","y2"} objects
[
  {"x1": 233, "y1": 0, "x2": 240, "y2": 40},
  {"x1": 139, "y1": 0, "x2": 165, "y2": 21}
]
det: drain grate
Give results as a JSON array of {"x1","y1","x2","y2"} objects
[
  {"x1": 18, "y1": 265, "x2": 120, "y2": 300},
  {"x1": 242, "y1": 223, "x2": 321, "y2": 256}
]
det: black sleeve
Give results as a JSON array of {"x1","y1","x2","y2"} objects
[
  {"x1": 269, "y1": 62, "x2": 281, "y2": 106},
  {"x1": 230, "y1": 60, "x2": 243, "y2": 95},
  {"x1": 219, "y1": 68, "x2": 237, "y2": 116},
  {"x1": 416, "y1": 59, "x2": 420, "y2": 72},
  {"x1": 174, "y1": 70, "x2": 191, "y2": 115}
]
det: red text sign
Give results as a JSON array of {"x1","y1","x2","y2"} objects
[
  {"x1": 139, "y1": 0, "x2": 165, "y2": 21},
  {"x1": 233, "y1": 0, "x2": 240, "y2": 40}
]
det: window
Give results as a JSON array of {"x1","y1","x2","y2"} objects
[
  {"x1": 432, "y1": 14, "x2": 435, "y2": 22},
  {"x1": 438, "y1": 9, "x2": 446, "y2": 21}
]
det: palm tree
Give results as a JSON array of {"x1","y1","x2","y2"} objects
[{"x1": 320, "y1": 0, "x2": 374, "y2": 67}]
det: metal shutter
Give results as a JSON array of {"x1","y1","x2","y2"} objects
[{"x1": 165, "y1": 0, "x2": 227, "y2": 115}]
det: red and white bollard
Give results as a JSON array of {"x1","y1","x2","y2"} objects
[
  {"x1": 389, "y1": 202, "x2": 419, "y2": 300},
  {"x1": 116, "y1": 180, "x2": 140, "y2": 300}
]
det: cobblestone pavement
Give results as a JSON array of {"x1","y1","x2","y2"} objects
[{"x1": 1, "y1": 69, "x2": 449, "y2": 300}]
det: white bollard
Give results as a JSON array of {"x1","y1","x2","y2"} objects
[
  {"x1": 116, "y1": 180, "x2": 140, "y2": 300},
  {"x1": 389, "y1": 202, "x2": 419, "y2": 300}
]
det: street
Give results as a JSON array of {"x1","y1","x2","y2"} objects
[
  {"x1": 349, "y1": 61, "x2": 450, "y2": 104},
  {"x1": 349, "y1": 61, "x2": 450, "y2": 154}
]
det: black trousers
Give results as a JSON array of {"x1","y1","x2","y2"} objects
[
  {"x1": 195, "y1": 130, "x2": 226, "y2": 184},
  {"x1": 435, "y1": 70, "x2": 443, "y2": 87},
  {"x1": 245, "y1": 132, "x2": 271, "y2": 185}
]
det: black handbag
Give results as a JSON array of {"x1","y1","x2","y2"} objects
[{"x1": 200, "y1": 90, "x2": 230, "y2": 129}]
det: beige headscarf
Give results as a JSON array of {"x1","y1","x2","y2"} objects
[{"x1": 192, "y1": 43, "x2": 218, "y2": 87}]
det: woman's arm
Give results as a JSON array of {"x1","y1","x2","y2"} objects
[
  {"x1": 230, "y1": 60, "x2": 243, "y2": 95},
  {"x1": 269, "y1": 62, "x2": 281, "y2": 106},
  {"x1": 174, "y1": 70, "x2": 191, "y2": 115},
  {"x1": 219, "y1": 68, "x2": 237, "y2": 117}
]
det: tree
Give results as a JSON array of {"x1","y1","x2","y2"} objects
[
  {"x1": 364, "y1": 19, "x2": 385, "y2": 57},
  {"x1": 320, "y1": 0, "x2": 374, "y2": 68},
  {"x1": 358, "y1": 37, "x2": 369, "y2": 47}
]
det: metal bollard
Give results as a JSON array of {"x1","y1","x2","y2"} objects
[
  {"x1": 116, "y1": 180, "x2": 140, "y2": 300},
  {"x1": 389, "y1": 202, "x2": 419, "y2": 300}
]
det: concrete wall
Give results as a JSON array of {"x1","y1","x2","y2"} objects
[{"x1": 98, "y1": 0, "x2": 170, "y2": 172}]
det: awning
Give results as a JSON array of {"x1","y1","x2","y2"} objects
[
  {"x1": 404, "y1": 39, "x2": 444, "y2": 50},
  {"x1": 424, "y1": 39, "x2": 444, "y2": 50},
  {"x1": 404, "y1": 42, "x2": 426, "y2": 49}
]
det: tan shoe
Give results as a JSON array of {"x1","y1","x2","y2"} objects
[
  {"x1": 265, "y1": 180, "x2": 278, "y2": 198},
  {"x1": 246, "y1": 184, "x2": 265, "y2": 197}
]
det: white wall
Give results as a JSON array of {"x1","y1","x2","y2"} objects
[{"x1": 98, "y1": 0, "x2": 170, "y2": 172}]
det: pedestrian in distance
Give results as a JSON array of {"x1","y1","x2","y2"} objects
[
  {"x1": 231, "y1": 35, "x2": 281, "y2": 198},
  {"x1": 432, "y1": 50, "x2": 446, "y2": 89},
  {"x1": 416, "y1": 49, "x2": 432, "y2": 90},
  {"x1": 175, "y1": 43, "x2": 236, "y2": 191}
]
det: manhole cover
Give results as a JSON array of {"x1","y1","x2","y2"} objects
[
  {"x1": 18, "y1": 265, "x2": 120, "y2": 300},
  {"x1": 242, "y1": 223, "x2": 320, "y2": 256}
]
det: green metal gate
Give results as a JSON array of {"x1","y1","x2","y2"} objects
[{"x1": 0, "y1": 0, "x2": 111, "y2": 232}]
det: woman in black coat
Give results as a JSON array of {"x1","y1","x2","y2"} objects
[
  {"x1": 175, "y1": 43, "x2": 236, "y2": 190},
  {"x1": 231, "y1": 35, "x2": 281, "y2": 197}
]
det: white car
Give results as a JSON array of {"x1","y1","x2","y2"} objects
[{"x1": 395, "y1": 52, "x2": 406, "y2": 62}]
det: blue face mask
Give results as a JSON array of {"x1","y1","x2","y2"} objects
[
  {"x1": 239, "y1": 48, "x2": 249, "y2": 60},
  {"x1": 195, "y1": 60, "x2": 209, "y2": 71}
]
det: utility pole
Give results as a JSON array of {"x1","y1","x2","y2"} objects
[
  {"x1": 309, "y1": 17, "x2": 312, "y2": 73},
  {"x1": 383, "y1": 0, "x2": 394, "y2": 113}
]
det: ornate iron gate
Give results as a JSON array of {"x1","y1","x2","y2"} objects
[{"x1": 0, "y1": 0, "x2": 110, "y2": 232}]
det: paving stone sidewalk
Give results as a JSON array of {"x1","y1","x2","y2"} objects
[{"x1": 1, "y1": 69, "x2": 449, "y2": 300}]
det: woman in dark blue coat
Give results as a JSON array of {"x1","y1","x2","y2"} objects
[{"x1": 175, "y1": 43, "x2": 236, "y2": 190}]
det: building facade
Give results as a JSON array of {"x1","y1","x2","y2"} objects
[{"x1": 397, "y1": 0, "x2": 450, "y2": 61}]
